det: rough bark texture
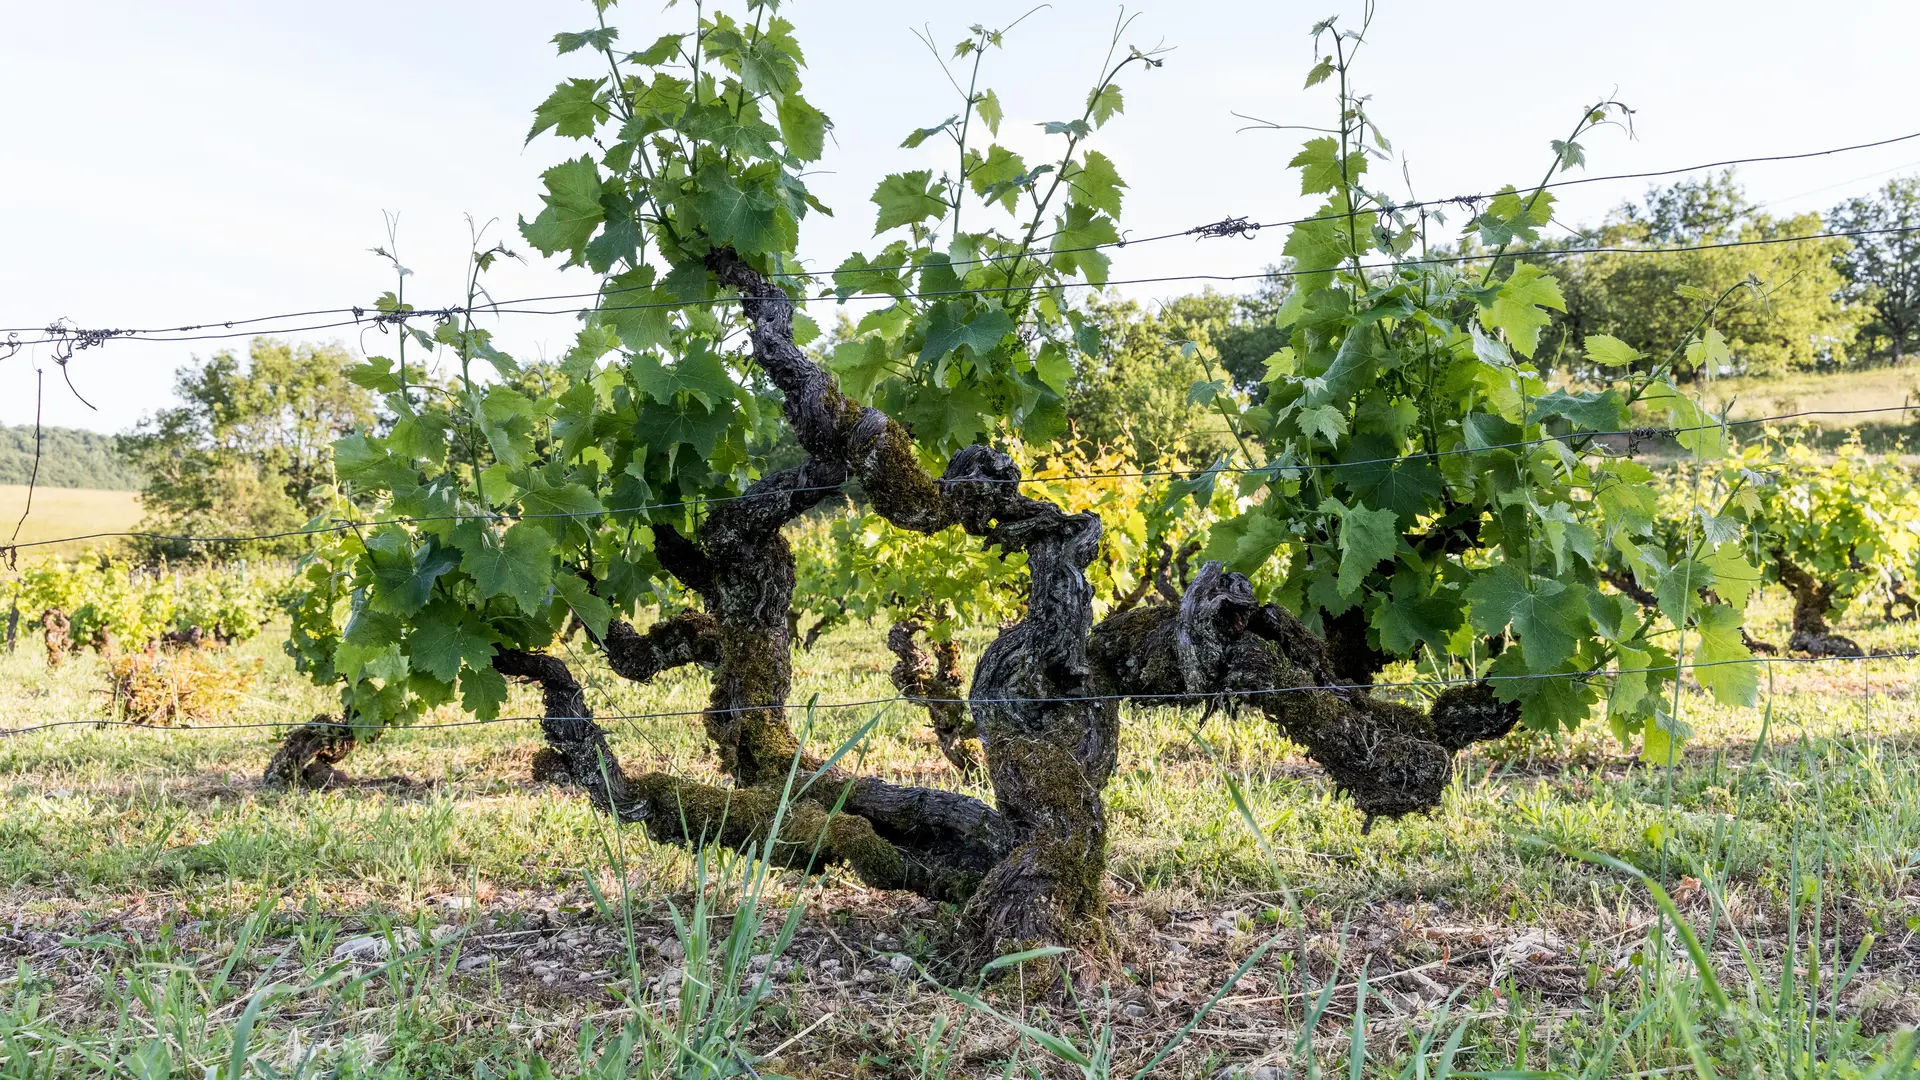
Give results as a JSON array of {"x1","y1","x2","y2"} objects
[
  {"x1": 887, "y1": 619, "x2": 981, "y2": 774},
  {"x1": 522, "y1": 247, "x2": 1527, "y2": 955},
  {"x1": 1089, "y1": 564, "x2": 1519, "y2": 830},
  {"x1": 602, "y1": 611, "x2": 719, "y2": 683},
  {"x1": 1773, "y1": 550, "x2": 1865, "y2": 657},
  {"x1": 40, "y1": 608, "x2": 69, "y2": 670},
  {"x1": 263, "y1": 715, "x2": 363, "y2": 789},
  {"x1": 1600, "y1": 569, "x2": 1660, "y2": 611}
]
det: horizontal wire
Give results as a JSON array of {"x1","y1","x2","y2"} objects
[
  {"x1": 3, "y1": 648, "x2": 1913, "y2": 741},
  {"x1": 2, "y1": 405, "x2": 1911, "y2": 557},
  {"x1": 3, "y1": 222, "x2": 1905, "y2": 350},
  {"x1": 8, "y1": 128, "x2": 1916, "y2": 339},
  {"x1": 9, "y1": 221, "x2": 1915, "y2": 353}
]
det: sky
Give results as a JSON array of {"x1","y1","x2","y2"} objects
[{"x1": 4, "y1": 0, "x2": 1920, "y2": 434}]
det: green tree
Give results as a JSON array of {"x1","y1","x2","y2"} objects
[
  {"x1": 0, "y1": 425, "x2": 142, "y2": 490},
  {"x1": 1551, "y1": 171, "x2": 1862, "y2": 379},
  {"x1": 117, "y1": 338, "x2": 375, "y2": 558},
  {"x1": 1212, "y1": 265, "x2": 1295, "y2": 391},
  {"x1": 1829, "y1": 176, "x2": 1920, "y2": 364},
  {"x1": 1063, "y1": 294, "x2": 1237, "y2": 467}
]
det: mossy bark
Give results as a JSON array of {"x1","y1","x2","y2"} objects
[
  {"x1": 263, "y1": 715, "x2": 365, "y2": 789},
  {"x1": 1089, "y1": 564, "x2": 1519, "y2": 830}
]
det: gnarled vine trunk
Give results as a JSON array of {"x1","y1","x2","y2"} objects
[
  {"x1": 263, "y1": 715, "x2": 365, "y2": 789},
  {"x1": 1772, "y1": 549, "x2": 1864, "y2": 657},
  {"x1": 475, "y1": 248, "x2": 1523, "y2": 955},
  {"x1": 40, "y1": 608, "x2": 69, "y2": 670},
  {"x1": 887, "y1": 619, "x2": 981, "y2": 775}
]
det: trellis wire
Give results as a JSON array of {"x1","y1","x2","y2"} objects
[
  {"x1": 3, "y1": 648, "x2": 1914, "y2": 740},
  {"x1": 0, "y1": 403, "x2": 1911, "y2": 561}
]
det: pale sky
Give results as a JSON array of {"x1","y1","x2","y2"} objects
[{"x1": 4, "y1": 0, "x2": 1919, "y2": 433}]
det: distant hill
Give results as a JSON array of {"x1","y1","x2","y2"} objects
[{"x1": 0, "y1": 424, "x2": 142, "y2": 490}]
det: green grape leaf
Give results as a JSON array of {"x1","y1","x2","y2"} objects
[
  {"x1": 872, "y1": 170, "x2": 946, "y2": 234},
  {"x1": 519, "y1": 156, "x2": 605, "y2": 260},
  {"x1": 902, "y1": 383, "x2": 992, "y2": 448},
  {"x1": 1331, "y1": 502, "x2": 1398, "y2": 597},
  {"x1": 1343, "y1": 451, "x2": 1442, "y2": 522},
  {"x1": 555, "y1": 575, "x2": 612, "y2": 639},
  {"x1": 1641, "y1": 708, "x2": 1694, "y2": 765},
  {"x1": 1296, "y1": 404, "x2": 1348, "y2": 445},
  {"x1": 679, "y1": 101, "x2": 782, "y2": 159},
  {"x1": 460, "y1": 665, "x2": 510, "y2": 720},
  {"x1": 900, "y1": 115, "x2": 960, "y2": 149},
  {"x1": 477, "y1": 386, "x2": 538, "y2": 471},
  {"x1": 637, "y1": 397, "x2": 735, "y2": 461},
  {"x1": 1367, "y1": 571, "x2": 1462, "y2": 655},
  {"x1": 1491, "y1": 647, "x2": 1600, "y2": 731},
  {"x1": 629, "y1": 347, "x2": 736, "y2": 408},
  {"x1": 1655, "y1": 557, "x2": 1713, "y2": 629},
  {"x1": 1610, "y1": 644, "x2": 1655, "y2": 721},
  {"x1": 1693, "y1": 602, "x2": 1759, "y2": 707},
  {"x1": 628, "y1": 33, "x2": 686, "y2": 66},
  {"x1": 921, "y1": 302, "x2": 1014, "y2": 363},
  {"x1": 1700, "y1": 543, "x2": 1761, "y2": 608},
  {"x1": 1641, "y1": 382, "x2": 1727, "y2": 459},
  {"x1": 1049, "y1": 202, "x2": 1119, "y2": 284},
  {"x1": 1200, "y1": 510, "x2": 1290, "y2": 576},
  {"x1": 1477, "y1": 263, "x2": 1565, "y2": 358},
  {"x1": 975, "y1": 89, "x2": 1004, "y2": 135},
  {"x1": 1288, "y1": 137, "x2": 1364, "y2": 196},
  {"x1": 1683, "y1": 326, "x2": 1732, "y2": 376},
  {"x1": 370, "y1": 537, "x2": 460, "y2": 618},
  {"x1": 829, "y1": 337, "x2": 894, "y2": 403},
  {"x1": 552, "y1": 27, "x2": 618, "y2": 56},
  {"x1": 409, "y1": 600, "x2": 499, "y2": 682},
  {"x1": 520, "y1": 480, "x2": 605, "y2": 529},
  {"x1": 1529, "y1": 388, "x2": 1629, "y2": 432},
  {"x1": 1282, "y1": 209, "x2": 1346, "y2": 288},
  {"x1": 333, "y1": 434, "x2": 418, "y2": 492},
  {"x1": 1035, "y1": 342, "x2": 1073, "y2": 395},
  {"x1": 967, "y1": 144, "x2": 1027, "y2": 213},
  {"x1": 1464, "y1": 564, "x2": 1584, "y2": 672},
  {"x1": 458, "y1": 522, "x2": 554, "y2": 612},
  {"x1": 1070, "y1": 151, "x2": 1125, "y2": 218},
  {"x1": 600, "y1": 266, "x2": 672, "y2": 351},
  {"x1": 1583, "y1": 334, "x2": 1643, "y2": 369},
  {"x1": 695, "y1": 163, "x2": 789, "y2": 255},
  {"x1": 527, "y1": 78, "x2": 607, "y2": 143},
  {"x1": 776, "y1": 93, "x2": 829, "y2": 160},
  {"x1": 1087, "y1": 84, "x2": 1124, "y2": 128}
]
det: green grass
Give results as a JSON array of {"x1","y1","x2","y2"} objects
[
  {"x1": 0, "y1": 485, "x2": 141, "y2": 557},
  {"x1": 0, "y1": 588, "x2": 1915, "y2": 1076}
]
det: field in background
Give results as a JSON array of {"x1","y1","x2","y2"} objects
[
  {"x1": 0, "y1": 586, "x2": 1915, "y2": 1076},
  {"x1": 0, "y1": 484, "x2": 139, "y2": 555},
  {"x1": 1698, "y1": 365, "x2": 1920, "y2": 451}
]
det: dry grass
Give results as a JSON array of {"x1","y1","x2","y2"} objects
[
  {"x1": 0, "y1": 484, "x2": 140, "y2": 555},
  {"x1": 104, "y1": 645, "x2": 263, "y2": 726}
]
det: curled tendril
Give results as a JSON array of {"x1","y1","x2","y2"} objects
[{"x1": 1189, "y1": 216, "x2": 1262, "y2": 240}]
